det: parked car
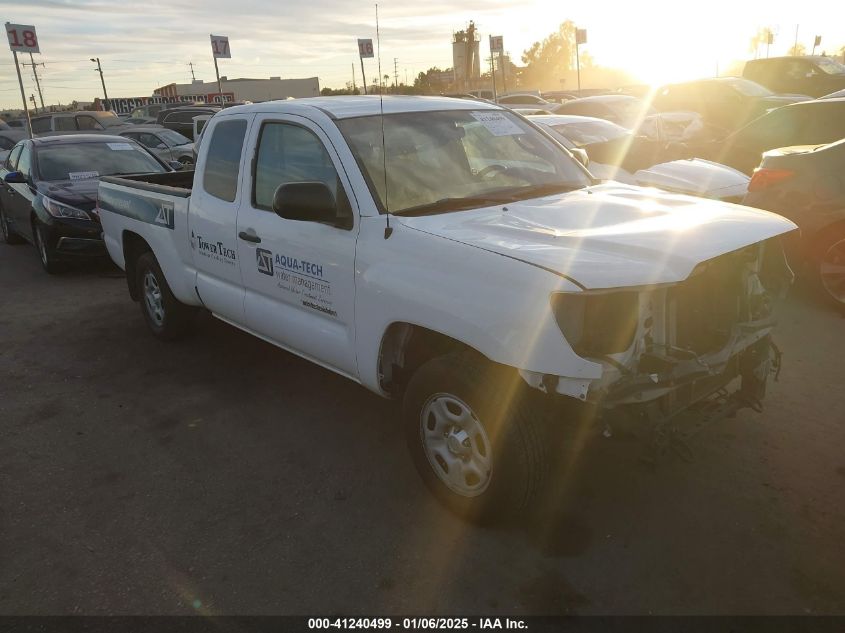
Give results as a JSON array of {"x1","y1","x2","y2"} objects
[
  {"x1": 551, "y1": 95, "x2": 655, "y2": 127},
  {"x1": 119, "y1": 126, "x2": 196, "y2": 166},
  {"x1": 30, "y1": 110, "x2": 130, "y2": 135},
  {"x1": 542, "y1": 89, "x2": 612, "y2": 103},
  {"x1": 743, "y1": 56, "x2": 845, "y2": 99},
  {"x1": 743, "y1": 138, "x2": 845, "y2": 310},
  {"x1": 0, "y1": 130, "x2": 27, "y2": 161},
  {"x1": 650, "y1": 77, "x2": 809, "y2": 134},
  {"x1": 688, "y1": 97, "x2": 845, "y2": 175},
  {"x1": 0, "y1": 135, "x2": 171, "y2": 273},
  {"x1": 156, "y1": 106, "x2": 220, "y2": 139},
  {"x1": 96, "y1": 96, "x2": 795, "y2": 520},
  {"x1": 3, "y1": 119, "x2": 27, "y2": 129},
  {"x1": 531, "y1": 114, "x2": 749, "y2": 201},
  {"x1": 497, "y1": 93, "x2": 553, "y2": 109}
]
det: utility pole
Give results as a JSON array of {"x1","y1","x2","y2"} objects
[
  {"x1": 500, "y1": 50, "x2": 507, "y2": 94},
  {"x1": 29, "y1": 93, "x2": 37, "y2": 113},
  {"x1": 393, "y1": 57, "x2": 399, "y2": 88},
  {"x1": 188, "y1": 61, "x2": 196, "y2": 81},
  {"x1": 794, "y1": 25, "x2": 799, "y2": 55},
  {"x1": 489, "y1": 54, "x2": 497, "y2": 103},
  {"x1": 23, "y1": 53, "x2": 45, "y2": 110},
  {"x1": 91, "y1": 57, "x2": 110, "y2": 111},
  {"x1": 352, "y1": 62, "x2": 357, "y2": 93}
]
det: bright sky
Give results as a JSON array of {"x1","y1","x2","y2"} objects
[{"x1": 1, "y1": 0, "x2": 843, "y2": 109}]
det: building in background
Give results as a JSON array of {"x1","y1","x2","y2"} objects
[
  {"x1": 154, "y1": 76, "x2": 320, "y2": 103},
  {"x1": 452, "y1": 23, "x2": 481, "y2": 90}
]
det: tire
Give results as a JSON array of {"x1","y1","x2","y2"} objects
[
  {"x1": 32, "y1": 220, "x2": 63, "y2": 274},
  {"x1": 178, "y1": 156, "x2": 194, "y2": 167},
  {"x1": 0, "y1": 205, "x2": 25, "y2": 245},
  {"x1": 135, "y1": 251, "x2": 197, "y2": 340},
  {"x1": 403, "y1": 351, "x2": 549, "y2": 522},
  {"x1": 814, "y1": 226, "x2": 845, "y2": 312}
]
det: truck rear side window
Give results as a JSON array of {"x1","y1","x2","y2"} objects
[{"x1": 203, "y1": 119, "x2": 247, "y2": 202}]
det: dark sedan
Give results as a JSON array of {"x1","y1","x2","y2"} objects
[
  {"x1": 550, "y1": 94, "x2": 655, "y2": 128},
  {"x1": 0, "y1": 135, "x2": 170, "y2": 273},
  {"x1": 683, "y1": 98, "x2": 845, "y2": 175},
  {"x1": 743, "y1": 138, "x2": 845, "y2": 311}
]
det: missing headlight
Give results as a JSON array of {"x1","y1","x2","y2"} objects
[{"x1": 551, "y1": 291, "x2": 639, "y2": 358}]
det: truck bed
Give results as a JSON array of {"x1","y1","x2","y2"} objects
[{"x1": 100, "y1": 170, "x2": 194, "y2": 198}]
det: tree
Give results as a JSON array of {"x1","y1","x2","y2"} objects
[
  {"x1": 520, "y1": 21, "x2": 577, "y2": 89},
  {"x1": 788, "y1": 43, "x2": 806, "y2": 56},
  {"x1": 749, "y1": 27, "x2": 775, "y2": 58},
  {"x1": 414, "y1": 67, "x2": 446, "y2": 94}
]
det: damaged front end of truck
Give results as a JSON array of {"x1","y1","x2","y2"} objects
[{"x1": 545, "y1": 237, "x2": 795, "y2": 454}]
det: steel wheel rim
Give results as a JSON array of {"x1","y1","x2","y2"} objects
[
  {"x1": 420, "y1": 393, "x2": 492, "y2": 497},
  {"x1": 820, "y1": 237, "x2": 845, "y2": 304},
  {"x1": 143, "y1": 270, "x2": 165, "y2": 326}
]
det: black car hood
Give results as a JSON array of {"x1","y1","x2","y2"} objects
[{"x1": 37, "y1": 179, "x2": 100, "y2": 212}]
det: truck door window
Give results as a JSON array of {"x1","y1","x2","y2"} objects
[
  {"x1": 6, "y1": 144, "x2": 22, "y2": 170},
  {"x1": 76, "y1": 116, "x2": 104, "y2": 130},
  {"x1": 202, "y1": 118, "x2": 247, "y2": 202},
  {"x1": 31, "y1": 118, "x2": 51, "y2": 134},
  {"x1": 253, "y1": 122, "x2": 342, "y2": 211}
]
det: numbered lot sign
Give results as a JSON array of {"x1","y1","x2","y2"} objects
[
  {"x1": 210, "y1": 34, "x2": 231, "y2": 59},
  {"x1": 358, "y1": 38, "x2": 374, "y2": 59},
  {"x1": 490, "y1": 35, "x2": 503, "y2": 53},
  {"x1": 6, "y1": 24, "x2": 40, "y2": 54}
]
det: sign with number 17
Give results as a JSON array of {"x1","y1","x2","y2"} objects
[
  {"x1": 6, "y1": 23, "x2": 40, "y2": 54},
  {"x1": 210, "y1": 34, "x2": 231, "y2": 59}
]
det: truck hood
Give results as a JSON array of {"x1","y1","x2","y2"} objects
[{"x1": 399, "y1": 183, "x2": 797, "y2": 290}]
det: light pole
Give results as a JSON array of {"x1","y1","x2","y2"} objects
[{"x1": 91, "y1": 57, "x2": 110, "y2": 112}]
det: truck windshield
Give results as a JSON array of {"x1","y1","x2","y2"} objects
[
  {"x1": 337, "y1": 109, "x2": 591, "y2": 215},
  {"x1": 36, "y1": 142, "x2": 167, "y2": 181}
]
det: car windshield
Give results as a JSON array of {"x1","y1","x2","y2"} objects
[
  {"x1": 157, "y1": 129, "x2": 192, "y2": 146},
  {"x1": 815, "y1": 57, "x2": 845, "y2": 75},
  {"x1": 727, "y1": 78, "x2": 774, "y2": 97},
  {"x1": 36, "y1": 141, "x2": 166, "y2": 181},
  {"x1": 337, "y1": 109, "x2": 591, "y2": 215},
  {"x1": 552, "y1": 119, "x2": 631, "y2": 145}
]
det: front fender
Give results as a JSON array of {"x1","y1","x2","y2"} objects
[{"x1": 354, "y1": 217, "x2": 602, "y2": 395}]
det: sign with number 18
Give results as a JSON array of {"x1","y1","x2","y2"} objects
[{"x1": 6, "y1": 23, "x2": 40, "y2": 54}]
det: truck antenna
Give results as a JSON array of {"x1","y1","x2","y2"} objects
[{"x1": 376, "y1": 3, "x2": 392, "y2": 239}]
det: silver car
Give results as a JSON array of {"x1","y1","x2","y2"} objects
[{"x1": 119, "y1": 126, "x2": 196, "y2": 166}]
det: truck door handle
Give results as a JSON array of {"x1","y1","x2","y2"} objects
[{"x1": 238, "y1": 230, "x2": 261, "y2": 244}]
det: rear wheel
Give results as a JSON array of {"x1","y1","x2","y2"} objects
[
  {"x1": 32, "y1": 220, "x2": 63, "y2": 274},
  {"x1": 815, "y1": 227, "x2": 845, "y2": 311},
  {"x1": 135, "y1": 251, "x2": 197, "y2": 340},
  {"x1": 0, "y1": 205, "x2": 24, "y2": 245},
  {"x1": 403, "y1": 351, "x2": 550, "y2": 522}
]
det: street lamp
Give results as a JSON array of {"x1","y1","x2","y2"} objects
[{"x1": 91, "y1": 57, "x2": 110, "y2": 112}]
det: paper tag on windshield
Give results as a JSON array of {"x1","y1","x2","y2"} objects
[
  {"x1": 68, "y1": 171, "x2": 99, "y2": 181},
  {"x1": 470, "y1": 111, "x2": 523, "y2": 136},
  {"x1": 106, "y1": 142, "x2": 135, "y2": 151}
]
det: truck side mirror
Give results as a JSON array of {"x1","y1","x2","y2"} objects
[
  {"x1": 272, "y1": 182, "x2": 338, "y2": 224},
  {"x1": 4, "y1": 171, "x2": 25, "y2": 184}
]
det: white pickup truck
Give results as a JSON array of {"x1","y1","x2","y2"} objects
[{"x1": 97, "y1": 96, "x2": 797, "y2": 520}]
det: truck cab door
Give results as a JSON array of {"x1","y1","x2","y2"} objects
[
  {"x1": 188, "y1": 114, "x2": 254, "y2": 323},
  {"x1": 236, "y1": 115, "x2": 360, "y2": 378}
]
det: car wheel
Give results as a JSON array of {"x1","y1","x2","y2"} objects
[
  {"x1": 179, "y1": 156, "x2": 194, "y2": 167},
  {"x1": 0, "y1": 205, "x2": 25, "y2": 245},
  {"x1": 403, "y1": 351, "x2": 549, "y2": 523},
  {"x1": 816, "y1": 226, "x2": 845, "y2": 312},
  {"x1": 135, "y1": 251, "x2": 197, "y2": 340},
  {"x1": 32, "y1": 221, "x2": 63, "y2": 274}
]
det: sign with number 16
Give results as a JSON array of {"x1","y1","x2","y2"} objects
[{"x1": 6, "y1": 23, "x2": 40, "y2": 54}]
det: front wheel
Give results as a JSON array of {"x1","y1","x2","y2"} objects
[
  {"x1": 32, "y1": 221, "x2": 63, "y2": 274},
  {"x1": 403, "y1": 352, "x2": 549, "y2": 522},
  {"x1": 135, "y1": 251, "x2": 197, "y2": 340}
]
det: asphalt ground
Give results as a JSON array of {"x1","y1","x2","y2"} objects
[{"x1": 1, "y1": 240, "x2": 844, "y2": 616}]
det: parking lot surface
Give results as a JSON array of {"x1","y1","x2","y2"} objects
[{"x1": 1, "y1": 242, "x2": 844, "y2": 616}]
